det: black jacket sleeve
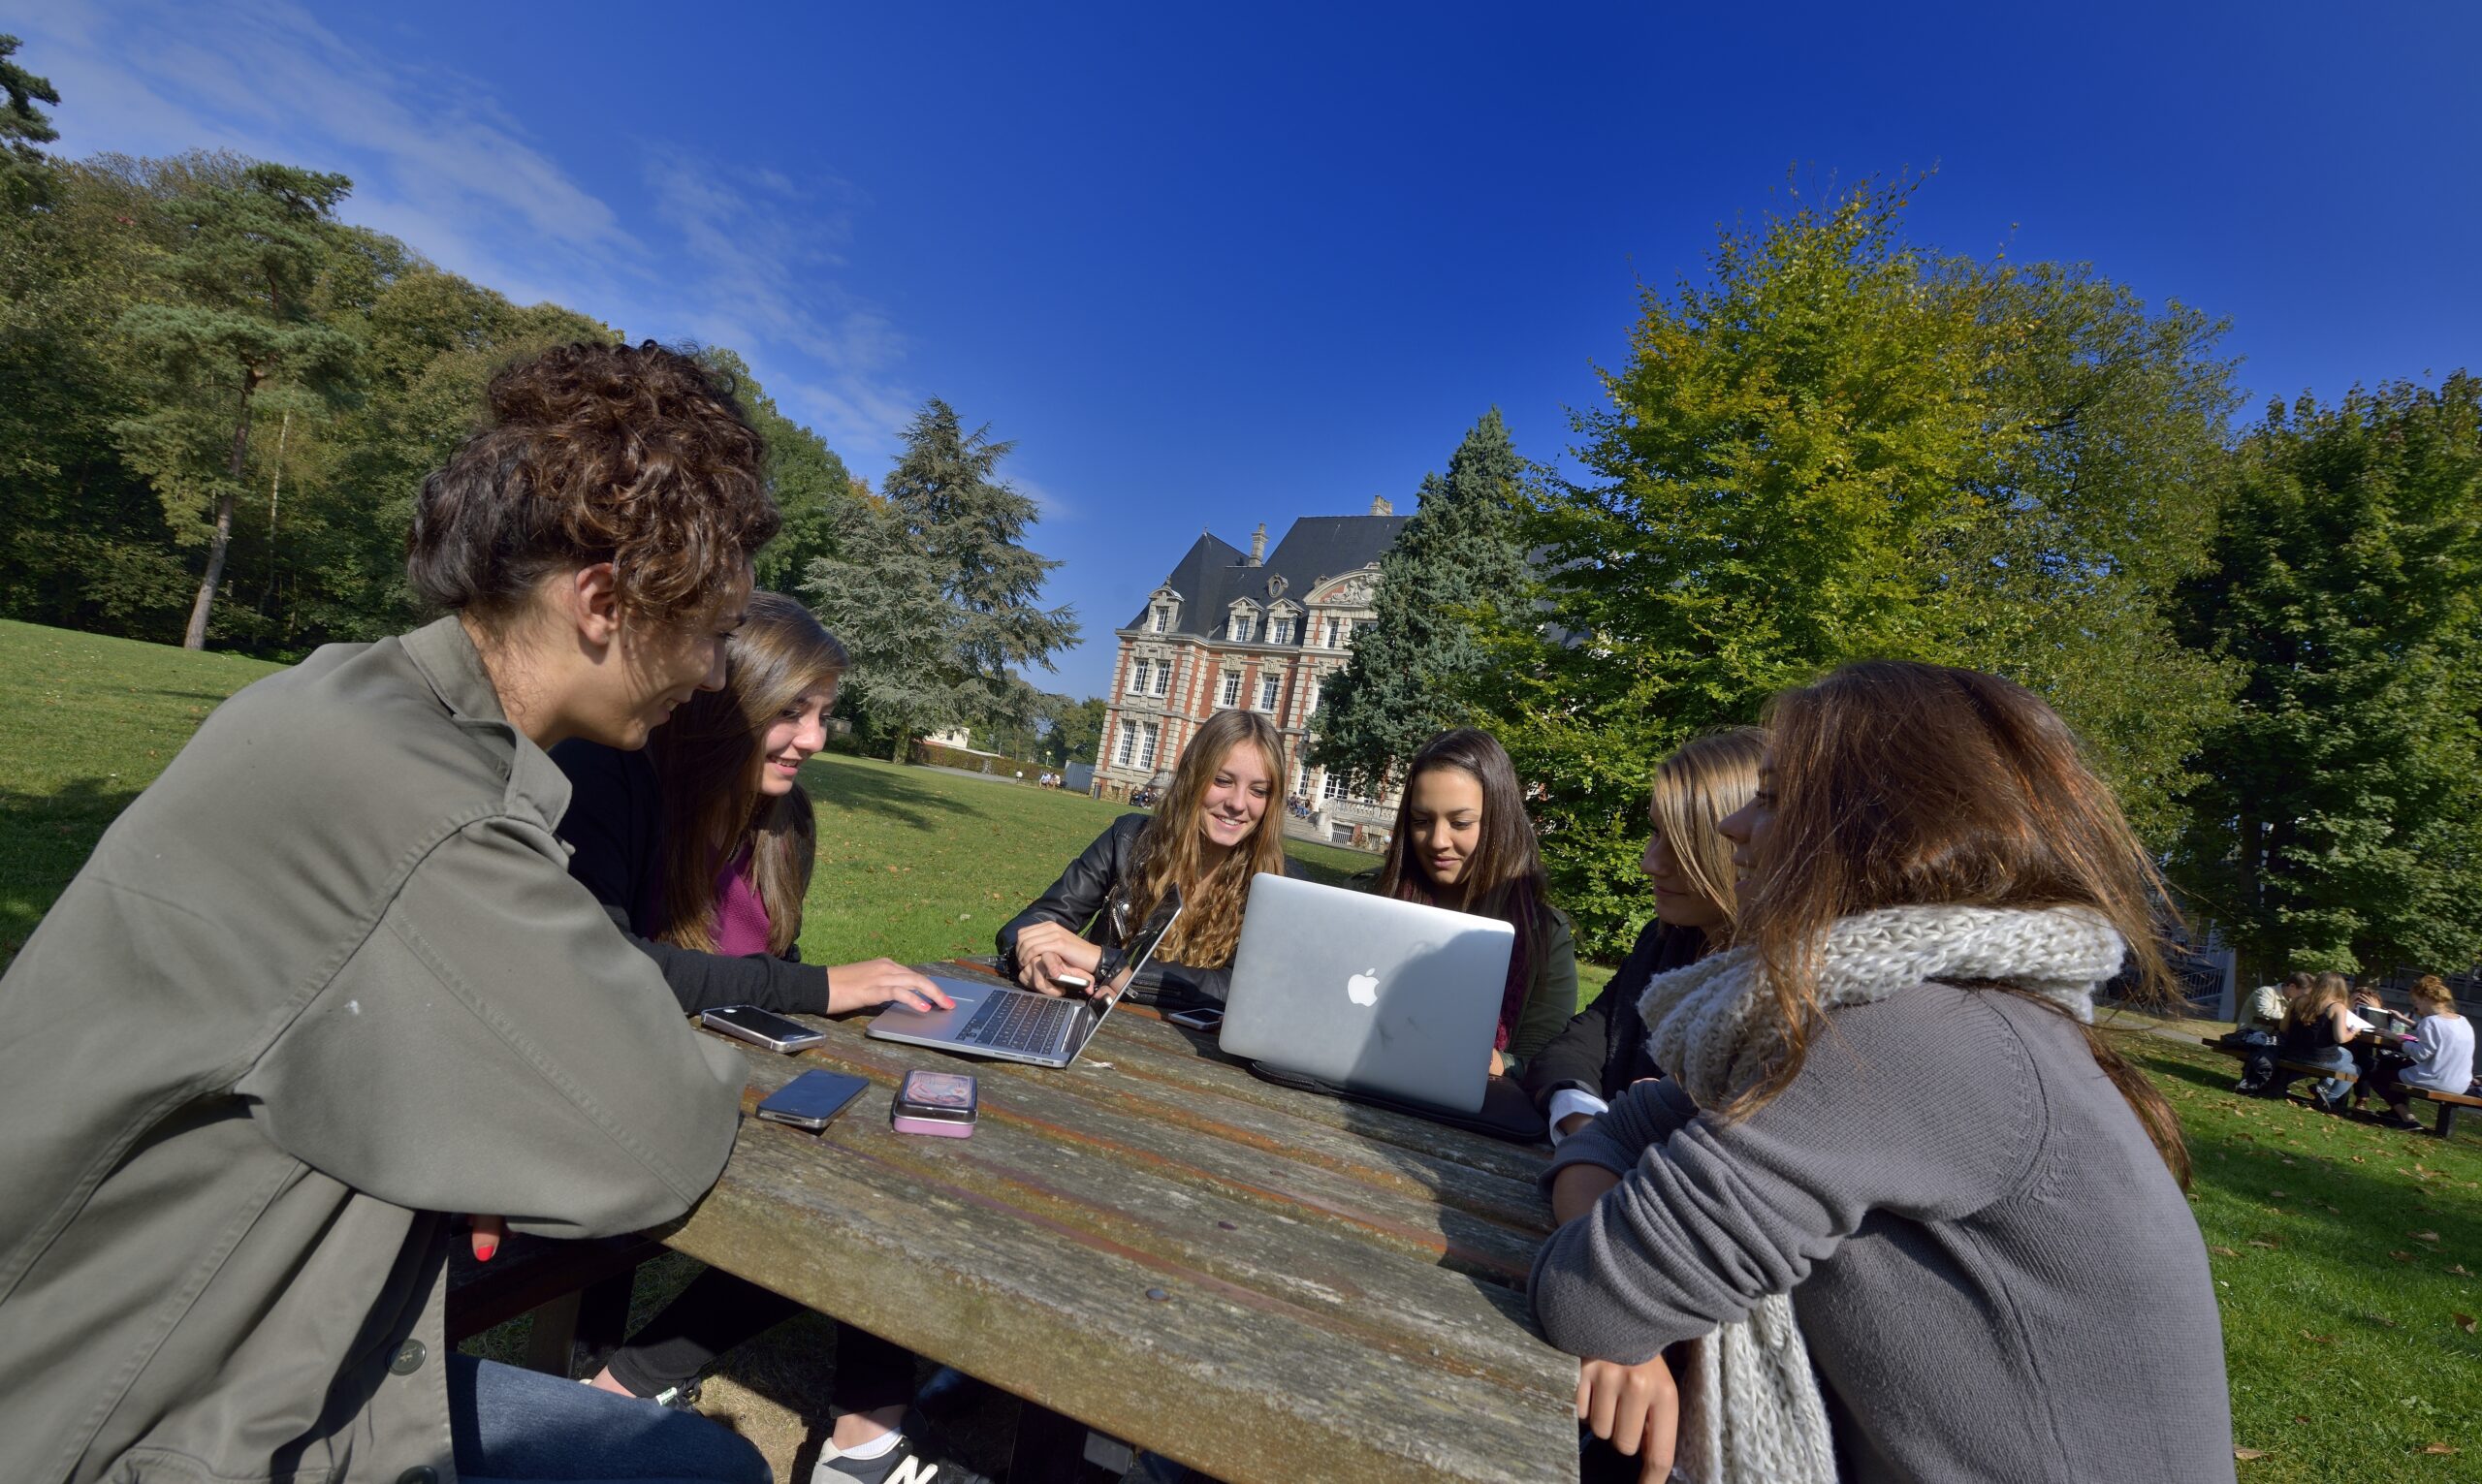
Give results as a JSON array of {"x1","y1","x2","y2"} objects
[
  {"x1": 1521, "y1": 918, "x2": 1699, "y2": 1110},
  {"x1": 996, "y1": 814, "x2": 1303, "y2": 1007},
  {"x1": 551, "y1": 739, "x2": 832, "y2": 1016}
]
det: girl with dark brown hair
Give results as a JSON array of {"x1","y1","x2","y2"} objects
[
  {"x1": 554, "y1": 593, "x2": 975, "y2": 1481},
  {"x1": 2265, "y1": 970, "x2": 2359, "y2": 1110},
  {"x1": 1532, "y1": 660, "x2": 2231, "y2": 1484},
  {"x1": 1370, "y1": 728, "x2": 1577, "y2": 1078},
  {"x1": 999, "y1": 708, "x2": 1298, "y2": 1005}
]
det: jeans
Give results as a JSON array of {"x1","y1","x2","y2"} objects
[
  {"x1": 2267, "y1": 1044, "x2": 2356, "y2": 1108},
  {"x1": 449, "y1": 1353, "x2": 772, "y2": 1484}
]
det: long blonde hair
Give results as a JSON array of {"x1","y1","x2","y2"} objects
[
  {"x1": 1127, "y1": 710, "x2": 1290, "y2": 967},
  {"x1": 2285, "y1": 971, "x2": 2352, "y2": 1032},
  {"x1": 1651, "y1": 728, "x2": 1764, "y2": 947},
  {"x1": 651, "y1": 592, "x2": 847, "y2": 956}
]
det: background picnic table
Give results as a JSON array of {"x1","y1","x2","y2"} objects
[{"x1": 658, "y1": 962, "x2": 1578, "y2": 1484}]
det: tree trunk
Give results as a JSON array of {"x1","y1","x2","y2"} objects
[
  {"x1": 259, "y1": 408, "x2": 290, "y2": 616},
  {"x1": 184, "y1": 373, "x2": 259, "y2": 650},
  {"x1": 891, "y1": 731, "x2": 907, "y2": 764}
]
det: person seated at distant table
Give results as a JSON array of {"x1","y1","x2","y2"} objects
[{"x1": 2366, "y1": 975, "x2": 2476, "y2": 1130}]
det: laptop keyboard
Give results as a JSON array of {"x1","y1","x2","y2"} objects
[{"x1": 960, "y1": 991, "x2": 1081, "y2": 1056}]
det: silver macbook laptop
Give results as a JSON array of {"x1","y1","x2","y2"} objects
[
  {"x1": 1219, "y1": 873, "x2": 1513, "y2": 1114},
  {"x1": 867, "y1": 902, "x2": 1179, "y2": 1067}
]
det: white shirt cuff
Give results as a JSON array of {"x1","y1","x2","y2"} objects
[{"x1": 1545, "y1": 1088, "x2": 1611, "y2": 1143}]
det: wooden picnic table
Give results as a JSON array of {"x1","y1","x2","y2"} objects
[{"x1": 654, "y1": 960, "x2": 1579, "y2": 1484}]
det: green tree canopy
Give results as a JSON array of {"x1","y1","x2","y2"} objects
[
  {"x1": 1311, "y1": 409, "x2": 1531, "y2": 795},
  {"x1": 112, "y1": 159, "x2": 360, "y2": 647},
  {"x1": 2172, "y1": 375, "x2": 2482, "y2": 983},
  {"x1": 1488, "y1": 177, "x2": 2239, "y2": 957}
]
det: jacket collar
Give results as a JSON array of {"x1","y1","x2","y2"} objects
[{"x1": 399, "y1": 616, "x2": 575, "y2": 828}]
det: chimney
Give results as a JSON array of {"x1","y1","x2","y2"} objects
[
  {"x1": 1370, "y1": 494, "x2": 1393, "y2": 516},
  {"x1": 1246, "y1": 523, "x2": 1266, "y2": 565}
]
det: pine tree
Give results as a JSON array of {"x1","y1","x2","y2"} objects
[
  {"x1": 1310, "y1": 410, "x2": 1530, "y2": 794},
  {"x1": 0, "y1": 34, "x2": 59, "y2": 208},
  {"x1": 2173, "y1": 376, "x2": 2482, "y2": 983},
  {"x1": 807, "y1": 399, "x2": 1077, "y2": 759},
  {"x1": 112, "y1": 161, "x2": 358, "y2": 648}
]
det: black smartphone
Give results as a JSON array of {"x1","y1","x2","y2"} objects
[
  {"x1": 754, "y1": 1070, "x2": 871, "y2": 1130},
  {"x1": 1165, "y1": 1007, "x2": 1225, "y2": 1032},
  {"x1": 700, "y1": 1004, "x2": 829, "y2": 1053}
]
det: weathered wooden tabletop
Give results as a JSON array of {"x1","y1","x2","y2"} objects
[{"x1": 657, "y1": 961, "x2": 1577, "y2": 1484}]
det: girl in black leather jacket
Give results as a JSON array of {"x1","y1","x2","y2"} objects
[{"x1": 999, "y1": 709, "x2": 1301, "y2": 1005}]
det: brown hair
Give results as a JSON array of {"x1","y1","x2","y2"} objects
[
  {"x1": 407, "y1": 341, "x2": 779, "y2": 624},
  {"x1": 1126, "y1": 710, "x2": 1291, "y2": 967},
  {"x1": 649, "y1": 592, "x2": 847, "y2": 956},
  {"x1": 2408, "y1": 974, "x2": 2461, "y2": 1018},
  {"x1": 1740, "y1": 660, "x2": 2191, "y2": 1185},
  {"x1": 1376, "y1": 728, "x2": 1549, "y2": 1051},
  {"x1": 1651, "y1": 728, "x2": 1766, "y2": 947},
  {"x1": 2284, "y1": 971, "x2": 2352, "y2": 1032}
]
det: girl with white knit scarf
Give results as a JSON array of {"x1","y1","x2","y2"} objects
[{"x1": 1531, "y1": 661, "x2": 2234, "y2": 1484}]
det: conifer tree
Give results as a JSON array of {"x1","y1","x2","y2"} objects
[
  {"x1": 1310, "y1": 410, "x2": 1529, "y2": 794},
  {"x1": 112, "y1": 161, "x2": 358, "y2": 648},
  {"x1": 807, "y1": 399, "x2": 1077, "y2": 759}
]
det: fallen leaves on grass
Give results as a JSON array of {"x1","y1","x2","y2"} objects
[
  {"x1": 2300, "y1": 1331, "x2": 2335, "y2": 1344},
  {"x1": 2452, "y1": 1264, "x2": 2474, "y2": 1278},
  {"x1": 2455, "y1": 1313, "x2": 2476, "y2": 1335},
  {"x1": 2391, "y1": 1251, "x2": 2418, "y2": 1263},
  {"x1": 2234, "y1": 1446, "x2": 2268, "y2": 1462},
  {"x1": 2248, "y1": 1238, "x2": 2280, "y2": 1249},
  {"x1": 2210, "y1": 1245, "x2": 2242, "y2": 1257},
  {"x1": 2409, "y1": 1230, "x2": 2439, "y2": 1243},
  {"x1": 2419, "y1": 1442, "x2": 2460, "y2": 1455}
]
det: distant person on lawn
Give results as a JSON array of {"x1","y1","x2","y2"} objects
[
  {"x1": 0, "y1": 341, "x2": 776, "y2": 1484},
  {"x1": 2365, "y1": 974, "x2": 2476, "y2": 1130},
  {"x1": 2225, "y1": 971, "x2": 2306, "y2": 1090},
  {"x1": 1530, "y1": 660, "x2": 2233, "y2": 1484},
  {"x1": 551, "y1": 592, "x2": 985, "y2": 1484},
  {"x1": 999, "y1": 708, "x2": 1300, "y2": 1006},
  {"x1": 2260, "y1": 971, "x2": 2360, "y2": 1111}
]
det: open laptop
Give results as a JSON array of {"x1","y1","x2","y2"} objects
[
  {"x1": 1219, "y1": 874, "x2": 1513, "y2": 1114},
  {"x1": 867, "y1": 901, "x2": 1180, "y2": 1068}
]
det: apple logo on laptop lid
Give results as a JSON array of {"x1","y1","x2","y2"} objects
[{"x1": 1346, "y1": 968, "x2": 1380, "y2": 1007}]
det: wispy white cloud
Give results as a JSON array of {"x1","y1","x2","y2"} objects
[{"x1": 16, "y1": 0, "x2": 923, "y2": 466}]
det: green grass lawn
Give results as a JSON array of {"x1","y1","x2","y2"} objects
[{"x1": 8, "y1": 618, "x2": 2476, "y2": 1478}]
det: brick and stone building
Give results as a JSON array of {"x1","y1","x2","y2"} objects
[{"x1": 1094, "y1": 498, "x2": 1409, "y2": 842}]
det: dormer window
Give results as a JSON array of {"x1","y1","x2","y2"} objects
[
  {"x1": 1269, "y1": 616, "x2": 1294, "y2": 646},
  {"x1": 1227, "y1": 600, "x2": 1261, "y2": 645}
]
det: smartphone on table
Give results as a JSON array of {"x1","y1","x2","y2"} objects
[
  {"x1": 891, "y1": 1069, "x2": 978, "y2": 1138},
  {"x1": 755, "y1": 1069, "x2": 871, "y2": 1131},
  {"x1": 700, "y1": 1004, "x2": 829, "y2": 1053},
  {"x1": 1165, "y1": 1007, "x2": 1224, "y2": 1032}
]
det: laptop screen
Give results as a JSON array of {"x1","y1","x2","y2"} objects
[{"x1": 1097, "y1": 893, "x2": 1181, "y2": 1005}]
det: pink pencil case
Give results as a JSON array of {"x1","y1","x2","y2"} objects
[{"x1": 892, "y1": 1069, "x2": 977, "y2": 1138}]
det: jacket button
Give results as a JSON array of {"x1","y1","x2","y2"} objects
[
  {"x1": 388, "y1": 1340, "x2": 426, "y2": 1375},
  {"x1": 396, "y1": 1470, "x2": 439, "y2": 1484}
]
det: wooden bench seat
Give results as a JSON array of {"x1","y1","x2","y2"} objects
[
  {"x1": 2197, "y1": 1036, "x2": 2359, "y2": 1088},
  {"x1": 2407, "y1": 1085, "x2": 2482, "y2": 1139},
  {"x1": 445, "y1": 1232, "x2": 665, "y2": 1377}
]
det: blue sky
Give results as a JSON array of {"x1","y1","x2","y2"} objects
[{"x1": 16, "y1": 1, "x2": 2480, "y2": 698}]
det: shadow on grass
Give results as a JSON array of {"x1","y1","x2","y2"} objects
[
  {"x1": 806, "y1": 760, "x2": 977, "y2": 832},
  {"x1": 0, "y1": 775, "x2": 143, "y2": 963}
]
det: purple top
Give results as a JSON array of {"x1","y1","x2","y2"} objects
[{"x1": 712, "y1": 848, "x2": 773, "y2": 958}]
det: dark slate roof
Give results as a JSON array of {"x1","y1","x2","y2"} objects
[{"x1": 1122, "y1": 513, "x2": 1413, "y2": 643}]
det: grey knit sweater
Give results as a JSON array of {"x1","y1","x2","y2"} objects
[{"x1": 1531, "y1": 982, "x2": 2235, "y2": 1484}]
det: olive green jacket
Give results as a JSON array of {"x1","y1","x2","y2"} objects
[{"x1": 0, "y1": 618, "x2": 746, "y2": 1484}]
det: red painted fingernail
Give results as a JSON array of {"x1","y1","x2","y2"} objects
[{"x1": 475, "y1": 1240, "x2": 497, "y2": 1262}]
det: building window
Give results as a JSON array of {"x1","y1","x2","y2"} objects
[
  {"x1": 1322, "y1": 616, "x2": 1343, "y2": 647},
  {"x1": 1231, "y1": 614, "x2": 1257, "y2": 643},
  {"x1": 1128, "y1": 657, "x2": 1151, "y2": 694},
  {"x1": 1137, "y1": 722, "x2": 1160, "y2": 771},
  {"x1": 1323, "y1": 770, "x2": 1376, "y2": 804},
  {"x1": 1257, "y1": 676, "x2": 1280, "y2": 710},
  {"x1": 1269, "y1": 616, "x2": 1294, "y2": 645},
  {"x1": 1306, "y1": 679, "x2": 1321, "y2": 715},
  {"x1": 1116, "y1": 720, "x2": 1138, "y2": 767},
  {"x1": 1219, "y1": 672, "x2": 1243, "y2": 708},
  {"x1": 1150, "y1": 661, "x2": 1169, "y2": 697}
]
